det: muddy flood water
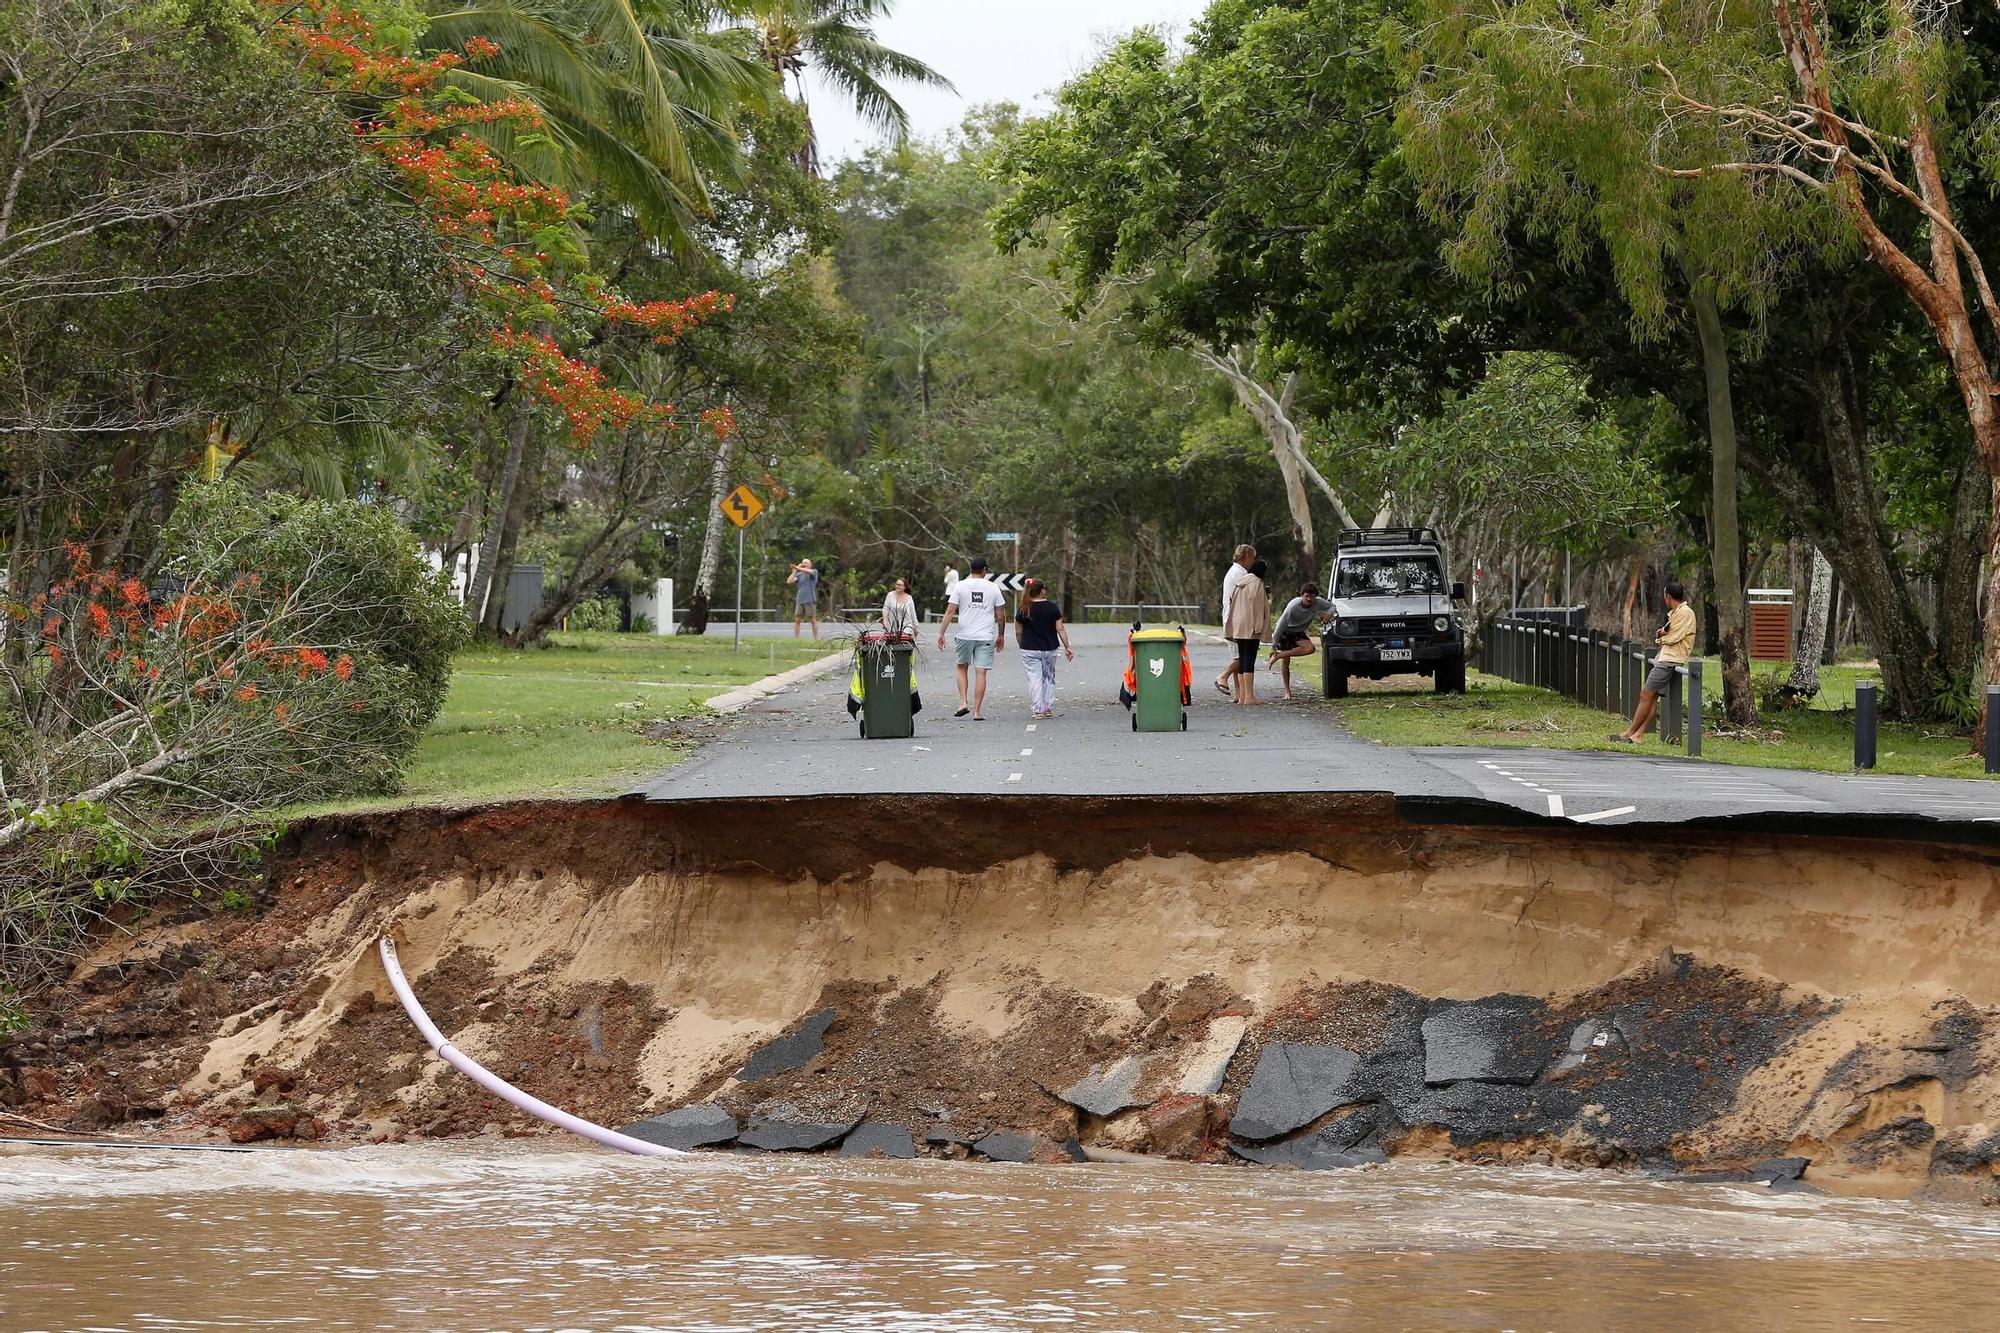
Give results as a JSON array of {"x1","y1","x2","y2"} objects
[{"x1": 5, "y1": 1146, "x2": 2000, "y2": 1331}]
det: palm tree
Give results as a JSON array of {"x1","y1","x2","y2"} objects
[
  {"x1": 722, "y1": 0, "x2": 954, "y2": 172},
  {"x1": 417, "y1": 2, "x2": 776, "y2": 630},
  {"x1": 423, "y1": 0, "x2": 776, "y2": 241}
]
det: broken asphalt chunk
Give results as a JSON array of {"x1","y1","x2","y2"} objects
[
  {"x1": 619, "y1": 1104, "x2": 738, "y2": 1151},
  {"x1": 736, "y1": 1007, "x2": 837, "y2": 1081},
  {"x1": 1227, "y1": 1043, "x2": 1362, "y2": 1141},
  {"x1": 1230, "y1": 1119, "x2": 1389, "y2": 1171},
  {"x1": 972, "y1": 1131, "x2": 1084, "y2": 1164},
  {"x1": 1059, "y1": 1054, "x2": 1149, "y2": 1118},
  {"x1": 1421, "y1": 1004, "x2": 1547, "y2": 1086},
  {"x1": 838, "y1": 1121, "x2": 917, "y2": 1159},
  {"x1": 737, "y1": 1102, "x2": 865, "y2": 1152}
]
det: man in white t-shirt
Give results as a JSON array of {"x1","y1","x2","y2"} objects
[{"x1": 936, "y1": 556, "x2": 1006, "y2": 719}]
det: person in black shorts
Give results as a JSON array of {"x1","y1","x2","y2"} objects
[
  {"x1": 1267, "y1": 584, "x2": 1331, "y2": 700},
  {"x1": 1223, "y1": 558, "x2": 1271, "y2": 704}
]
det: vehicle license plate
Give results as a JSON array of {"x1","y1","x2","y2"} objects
[{"x1": 1380, "y1": 648, "x2": 1413, "y2": 662}]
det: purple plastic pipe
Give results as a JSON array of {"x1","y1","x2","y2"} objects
[{"x1": 376, "y1": 936, "x2": 682, "y2": 1158}]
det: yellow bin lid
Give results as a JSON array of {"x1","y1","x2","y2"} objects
[{"x1": 1130, "y1": 627, "x2": 1185, "y2": 642}]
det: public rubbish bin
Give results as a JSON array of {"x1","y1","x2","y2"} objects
[
  {"x1": 851, "y1": 631, "x2": 917, "y2": 739},
  {"x1": 1124, "y1": 626, "x2": 1190, "y2": 732}
]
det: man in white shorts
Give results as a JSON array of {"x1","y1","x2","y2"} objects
[{"x1": 936, "y1": 556, "x2": 1006, "y2": 720}]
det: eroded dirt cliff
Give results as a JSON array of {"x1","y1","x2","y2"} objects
[{"x1": 4, "y1": 795, "x2": 1999, "y2": 1199}]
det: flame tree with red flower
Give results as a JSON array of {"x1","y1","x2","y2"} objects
[{"x1": 263, "y1": 2, "x2": 746, "y2": 640}]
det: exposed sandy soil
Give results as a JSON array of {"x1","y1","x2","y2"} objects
[{"x1": 4, "y1": 795, "x2": 1999, "y2": 1199}]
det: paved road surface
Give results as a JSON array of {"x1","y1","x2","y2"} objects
[{"x1": 634, "y1": 624, "x2": 2000, "y2": 833}]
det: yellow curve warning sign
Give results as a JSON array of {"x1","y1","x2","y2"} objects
[{"x1": 721, "y1": 484, "x2": 764, "y2": 528}]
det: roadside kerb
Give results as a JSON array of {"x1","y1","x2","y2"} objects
[{"x1": 705, "y1": 649, "x2": 848, "y2": 714}]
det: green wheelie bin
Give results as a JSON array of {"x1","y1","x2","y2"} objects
[
  {"x1": 854, "y1": 631, "x2": 917, "y2": 739},
  {"x1": 1127, "y1": 626, "x2": 1189, "y2": 732}
]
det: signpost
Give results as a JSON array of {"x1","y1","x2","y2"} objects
[
  {"x1": 721, "y1": 485, "x2": 765, "y2": 650},
  {"x1": 985, "y1": 532, "x2": 1025, "y2": 595}
]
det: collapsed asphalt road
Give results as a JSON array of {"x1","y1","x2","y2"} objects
[
  {"x1": 634, "y1": 623, "x2": 2000, "y2": 834},
  {"x1": 15, "y1": 794, "x2": 2000, "y2": 1198}
]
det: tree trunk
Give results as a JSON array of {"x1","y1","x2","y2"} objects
[
  {"x1": 478, "y1": 430, "x2": 541, "y2": 637},
  {"x1": 1194, "y1": 347, "x2": 1364, "y2": 589},
  {"x1": 1774, "y1": 0, "x2": 2000, "y2": 724},
  {"x1": 1690, "y1": 280, "x2": 1754, "y2": 725},
  {"x1": 509, "y1": 512, "x2": 637, "y2": 648},
  {"x1": 1784, "y1": 547, "x2": 1832, "y2": 701},
  {"x1": 467, "y1": 393, "x2": 532, "y2": 628},
  {"x1": 679, "y1": 433, "x2": 736, "y2": 636},
  {"x1": 1936, "y1": 443, "x2": 1988, "y2": 688}
]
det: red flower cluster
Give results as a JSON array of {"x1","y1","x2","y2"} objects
[
  {"x1": 265, "y1": 0, "x2": 738, "y2": 447},
  {"x1": 599, "y1": 291, "x2": 735, "y2": 346}
]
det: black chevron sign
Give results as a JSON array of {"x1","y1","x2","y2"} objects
[{"x1": 992, "y1": 573, "x2": 1028, "y2": 592}]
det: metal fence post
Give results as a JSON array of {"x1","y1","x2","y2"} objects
[
  {"x1": 1663, "y1": 664, "x2": 1682, "y2": 744},
  {"x1": 1686, "y1": 659, "x2": 1703, "y2": 757},
  {"x1": 1986, "y1": 685, "x2": 1999, "y2": 775},
  {"x1": 1856, "y1": 680, "x2": 1878, "y2": 770}
]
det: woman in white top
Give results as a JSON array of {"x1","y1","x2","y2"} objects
[{"x1": 880, "y1": 576, "x2": 919, "y2": 635}]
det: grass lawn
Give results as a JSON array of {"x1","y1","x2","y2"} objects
[
  {"x1": 1328, "y1": 670, "x2": 1994, "y2": 780},
  {"x1": 298, "y1": 631, "x2": 835, "y2": 812}
]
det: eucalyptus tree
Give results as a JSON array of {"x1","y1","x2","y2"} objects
[{"x1": 1397, "y1": 0, "x2": 2000, "y2": 715}]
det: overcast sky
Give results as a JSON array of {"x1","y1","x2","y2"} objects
[{"x1": 810, "y1": 1, "x2": 1210, "y2": 164}]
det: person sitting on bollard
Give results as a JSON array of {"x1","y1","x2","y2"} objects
[
  {"x1": 1612, "y1": 581, "x2": 1695, "y2": 744},
  {"x1": 1266, "y1": 583, "x2": 1332, "y2": 701}
]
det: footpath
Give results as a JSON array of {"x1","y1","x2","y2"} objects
[{"x1": 635, "y1": 624, "x2": 2000, "y2": 833}]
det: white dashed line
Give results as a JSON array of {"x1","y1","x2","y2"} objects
[
  {"x1": 1020, "y1": 748, "x2": 1034, "y2": 757},
  {"x1": 1547, "y1": 794, "x2": 1565, "y2": 818},
  {"x1": 1025, "y1": 724, "x2": 1037, "y2": 733},
  {"x1": 1006, "y1": 773, "x2": 1022, "y2": 783},
  {"x1": 1571, "y1": 805, "x2": 1637, "y2": 824}
]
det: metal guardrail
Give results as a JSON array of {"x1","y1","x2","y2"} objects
[
  {"x1": 1478, "y1": 616, "x2": 2000, "y2": 773},
  {"x1": 1479, "y1": 616, "x2": 1705, "y2": 755},
  {"x1": 1082, "y1": 603, "x2": 1205, "y2": 623}
]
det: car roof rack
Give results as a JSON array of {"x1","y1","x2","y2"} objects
[{"x1": 1336, "y1": 527, "x2": 1440, "y2": 549}]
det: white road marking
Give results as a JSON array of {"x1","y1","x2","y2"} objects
[
  {"x1": 1006, "y1": 773, "x2": 1023, "y2": 783},
  {"x1": 1020, "y1": 748, "x2": 1034, "y2": 757},
  {"x1": 1547, "y1": 794, "x2": 1565, "y2": 818},
  {"x1": 1025, "y1": 724, "x2": 1037, "y2": 733},
  {"x1": 911, "y1": 746, "x2": 931, "y2": 751},
  {"x1": 1571, "y1": 805, "x2": 1637, "y2": 824}
]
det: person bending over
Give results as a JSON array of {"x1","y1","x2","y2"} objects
[{"x1": 1267, "y1": 584, "x2": 1331, "y2": 701}]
